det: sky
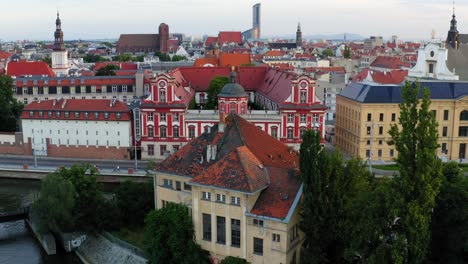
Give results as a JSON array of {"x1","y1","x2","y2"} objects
[{"x1": 0, "y1": 0, "x2": 466, "y2": 41}]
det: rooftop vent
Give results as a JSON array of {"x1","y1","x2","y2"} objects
[{"x1": 231, "y1": 169, "x2": 237, "y2": 177}]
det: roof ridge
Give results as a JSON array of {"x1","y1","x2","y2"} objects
[
  {"x1": 236, "y1": 146, "x2": 267, "y2": 192},
  {"x1": 232, "y1": 114, "x2": 247, "y2": 147}
]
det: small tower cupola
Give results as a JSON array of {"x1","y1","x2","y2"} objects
[
  {"x1": 217, "y1": 67, "x2": 249, "y2": 115},
  {"x1": 296, "y1": 22, "x2": 302, "y2": 49},
  {"x1": 446, "y1": 1, "x2": 460, "y2": 49}
]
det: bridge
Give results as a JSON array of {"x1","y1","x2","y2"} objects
[{"x1": 0, "y1": 206, "x2": 30, "y2": 223}]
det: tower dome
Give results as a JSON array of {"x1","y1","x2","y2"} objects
[{"x1": 218, "y1": 71, "x2": 247, "y2": 97}]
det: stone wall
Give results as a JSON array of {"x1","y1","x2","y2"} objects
[
  {"x1": 0, "y1": 133, "x2": 32, "y2": 155},
  {"x1": 46, "y1": 139, "x2": 130, "y2": 160}
]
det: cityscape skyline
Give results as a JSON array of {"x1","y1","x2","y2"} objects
[{"x1": 0, "y1": 0, "x2": 467, "y2": 41}]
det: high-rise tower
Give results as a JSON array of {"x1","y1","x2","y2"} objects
[
  {"x1": 51, "y1": 12, "x2": 69, "y2": 76},
  {"x1": 252, "y1": 3, "x2": 261, "y2": 39}
]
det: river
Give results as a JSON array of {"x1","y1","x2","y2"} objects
[{"x1": 0, "y1": 178, "x2": 81, "y2": 264}]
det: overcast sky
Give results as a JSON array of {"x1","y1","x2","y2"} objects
[{"x1": 0, "y1": 0, "x2": 466, "y2": 41}]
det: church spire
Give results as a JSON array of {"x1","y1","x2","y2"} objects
[
  {"x1": 53, "y1": 11, "x2": 65, "y2": 51},
  {"x1": 296, "y1": 22, "x2": 302, "y2": 49}
]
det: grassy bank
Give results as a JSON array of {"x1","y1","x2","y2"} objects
[
  {"x1": 111, "y1": 227, "x2": 145, "y2": 249},
  {"x1": 373, "y1": 163, "x2": 468, "y2": 172}
]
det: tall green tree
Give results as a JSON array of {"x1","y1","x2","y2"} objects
[
  {"x1": 95, "y1": 64, "x2": 119, "y2": 76},
  {"x1": 144, "y1": 203, "x2": 210, "y2": 264},
  {"x1": 0, "y1": 75, "x2": 23, "y2": 132},
  {"x1": 322, "y1": 48, "x2": 334, "y2": 57},
  {"x1": 33, "y1": 173, "x2": 76, "y2": 233},
  {"x1": 300, "y1": 130, "x2": 371, "y2": 263},
  {"x1": 388, "y1": 81, "x2": 443, "y2": 263},
  {"x1": 206, "y1": 76, "x2": 229, "y2": 109},
  {"x1": 220, "y1": 256, "x2": 249, "y2": 264},
  {"x1": 429, "y1": 162, "x2": 468, "y2": 263},
  {"x1": 116, "y1": 180, "x2": 154, "y2": 227},
  {"x1": 343, "y1": 46, "x2": 351, "y2": 59}
]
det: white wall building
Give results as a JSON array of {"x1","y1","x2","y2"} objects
[{"x1": 408, "y1": 43, "x2": 459, "y2": 80}]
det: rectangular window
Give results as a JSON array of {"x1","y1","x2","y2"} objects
[
  {"x1": 216, "y1": 194, "x2": 226, "y2": 203},
  {"x1": 231, "y1": 219, "x2": 241, "y2": 247},
  {"x1": 174, "y1": 113, "x2": 179, "y2": 122},
  {"x1": 300, "y1": 114, "x2": 306, "y2": 123},
  {"x1": 231, "y1": 196, "x2": 240, "y2": 206},
  {"x1": 367, "y1": 126, "x2": 371, "y2": 135},
  {"x1": 460, "y1": 126, "x2": 468, "y2": 137},
  {"x1": 148, "y1": 144, "x2": 154, "y2": 156},
  {"x1": 287, "y1": 114, "x2": 294, "y2": 123},
  {"x1": 160, "y1": 126, "x2": 167, "y2": 138},
  {"x1": 366, "y1": 149, "x2": 371, "y2": 158},
  {"x1": 432, "y1": 110, "x2": 437, "y2": 118},
  {"x1": 122, "y1": 85, "x2": 127, "y2": 93},
  {"x1": 148, "y1": 126, "x2": 154, "y2": 137},
  {"x1": 112, "y1": 85, "x2": 118, "y2": 93},
  {"x1": 163, "y1": 179, "x2": 173, "y2": 188},
  {"x1": 160, "y1": 113, "x2": 166, "y2": 122},
  {"x1": 216, "y1": 216, "x2": 226, "y2": 244},
  {"x1": 173, "y1": 127, "x2": 179, "y2": 138},
  {"x1": 390, "y1": 149, "x2": 394, "y2": 157},
  {"x1": 378, "y1": 149, "x2": 382, "y2": 157},
  {"x1": 253, "y1": 219, "x2": 264, "y2": 227},
  {"x1": 442, "y1": 143, "x2": 447, "y2": 154},
  {"x1": 175, "y1": 181, "x2": 181, "y2": 191},
  {"x1": 287, "y1": 128, "x2": 293, "y2": 139},
  {"x1": 366, "y1": 140, "x2": 370, "y2": 145},
  {"x1": 272, "y1": 234, "x2": 281, "y2": 242},
  {"x1": 148, "y1": 113, "x2": 154, "y2": 122},
  {"x1": 183, "y1": 182, "x2": 192, "y2": 191},
  {"x1": 379, "y1": 113, "x2": 384, "y2": 122},
  {"x1": 202, "y1": 191, "x2": 211, "y2": 200},
  {"x1": 160, "y1": 145, "x2": 167, "y2": 156},
  {"x1": 378, "y1": 126, "x2": 383, "y2": 135},
  {"x1": 290, "y1": 225, "x2": 299, "y2": 242},
  {"x1": 203, "y1": 213, "x2": 211, "y2": 241},
  {"x1": 189, "y1": 127, "x2": 195, "y2": 138},
  {"x1": 367, "y1": 113, "x2": 372, "y2": 122},
  {"x1": 253, "y1": 237, "x2": 263, "y2": 255},
  {"x1": 444, "y1": 110, "x2": 449, "y2": 121},
  {"x1": 443, "y1": 126, "x2": 448, "y2": 137},
  {"x1": 378, "y1": 139, "x2": 383, "y2": 145}
]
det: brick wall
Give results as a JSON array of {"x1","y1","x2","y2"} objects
[
  {"x1": 0, "y1": 133, "x2": 32, "y2": 155},
  {"x1": 46, "y1": 139, "x2": 130, "y2": 160}
]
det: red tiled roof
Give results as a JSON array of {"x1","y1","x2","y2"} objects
[
  {"x1": 353, "y1": 68, "x2": 408, "y2": 84},
  {"x1": 191, "y1": 146, "x2": 269, "y2": 193},
  {"x1": 218, "y1": 31, "x2": 242, "y2": 45},
  {"x1": 193, "y1": 58, "x2": 219, "y2": 67},
  {"x1": 370, "y1": 56, "x2": 410, "y2": 70},
  {"x1": 219, "y1": 53, "x2": 251, "y2": 67},
  {"x1": 157, "y1": 114, "x2": 300, "y2": 219},
  {"x1": 6, "y1": 61, "x2": 56, "y2": 77},
  {"x1": 204, "y1": 37, "x2": 218, "y2": 47},
  {"x1": 0, "y1": 51, "x2": 12, "y2": 60},
  {"x1": 167, "y1": 39, "x2": 179, "y2": 52},
  {"x1": 263, "y1": 50, "x2": 286, "y2": 57},
  {"x1": 294, "y1": 53, "x2": 313, "y2": 59},
  {"x1": 21, "y1": 99, "x2": 130, "y2": 121}
]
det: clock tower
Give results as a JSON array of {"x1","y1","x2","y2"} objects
[{"x1": 51, "y1": 12, "x2": 69, "y2": 76}]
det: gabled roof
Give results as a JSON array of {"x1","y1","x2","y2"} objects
[
  {"x1": 204, "y1": 37, "x2": 218, "y2": 47},
  {"x1": 353, "y1": 68, "x2": 408, "y2": 84},
  {"x1": 117, "y1": 34, "x2": 159, "y2": 49},
  {"x1": 7, "y1": 61, "x2": 56, "y2": 77},
  {"x1": 0, "y1": 51, "x2": 12, "y2": 60},
  {"x1": 370, "y1": 56, "x2": 410, "y2": 69},
  {"x1": 156, "y1": 114, "x2": 300, "y2": 219},
  {"x1": 219, "y1": 53, "x2": 251, "y2": 67},
  {"x1": 218, "y1": 31, "x2": 242, "y2": 45},
  {"x1": 191, "y1": 146, "x2": 269, "y2": 193},
  {"x1": 263, "y1": 50, "x2": 286, "y2": 57}
]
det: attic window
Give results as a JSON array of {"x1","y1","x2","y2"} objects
[
  {"x1": 94, "y1": 112, "x2": 99, "y2": 119},
  {"x1": 29, "y1": 111, "x2": 34, "y2": 117},
  {"x1": 104, "y1": 112, "x2": 109, "y2": 119},
  {"x1": 64, "y1": 112, "x2": 70, "y2": 118},
  {"x1": 116, "y1": 112, "x2": 122, "y2": 119},
  {"x1": 84, "y1": 112, "x2": 89, "y2": 118},
  {"x1": 74, "y1": 112, "x2": 80, "y2": 118},
  {"x1": 38, "y1": 111, "x2": 43, "y2": 117},
  {"x1": 253, "y1": 219, "x2": 264, "y2": 227},
  {"x1": 56, "y1": 111, "x2": 61, "y2": 117},
  {"x1": 48, "y1": 111, "x2": 52, "y2": 117}
]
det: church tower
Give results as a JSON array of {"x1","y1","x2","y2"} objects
[
  {"x1": 51, "y1": 12, "x2": 69, "y2": 76},
  {"x1": 446, "y1": 3, "x2": 459, "y2": 49},
  {"x1": 296, "y1": 23, "x2": 302, "y2": 49}
]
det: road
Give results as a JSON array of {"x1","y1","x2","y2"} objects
[{"x1": 0, "y1": 154, "x2": 152, "y2": 172}]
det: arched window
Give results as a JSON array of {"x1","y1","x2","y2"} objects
[
  {"x1": 199, "y1": 93, "x2": 206, "y2": 104},
  {"x1": 159, "y1": 89, "x2": 166, "y2": 102},
  {"x1": 219, "y1": 102, "x2": 226, "y2": 113},
  {"x1": 271, "y1": 126, "x2": 278, "y2": 139},
  {"x1": 241, "y1": 103, "x2": 246, "y2": 114},
  {"x1": 300, "y1": 127, "x2": 307, "y2": 138},
  {"x1": 148, "y1": 126, "x2": 154, "y2": 137},
  {"x1": 300, "y1": 90, "x2": 307, "y2": 103},
  {"x1": 173, "y1": 126, "x2": 179, "y2": 138},
  {"x1": 188, "y1": 126, "x2": 195, "y2": 138},
  {"x1": 287, "y1": 127, "x2": 294, "y2": 139},
  {"x1": 230, "y1": 102, "x2": 237, "y2": 114},
  {"x1": 160, "y1": 125, "x2": 167, "y2": 138},
  {"x1": 460, "y1": 110, "x2": 468, "y2": 121}
]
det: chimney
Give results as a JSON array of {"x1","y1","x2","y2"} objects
[
  {"x1": 218, "y1": 112, "x2": 226, "y2": 133},
  {"x1": 211, "y1": 145, "x2": 217, "y2": 160},
  {"x1": 61, "y1": 99, "x2": 67, "y2": 109},
  {"x1": 206, "y1": 145, "x2": 212, "y2": 162}
]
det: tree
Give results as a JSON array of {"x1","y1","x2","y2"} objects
[
  {"x1": 429, "y1": 162, "x2": 468, "y2": 263},
  {"x1": 388, "y1": 81, "x2": 443, "y2": 263},
  {"x1": 220, "y1": 256, "x2": 249, "y2": 264},
  {"x1": 343, "y1": 46, "x2": 351, "y2": 59},
  {"x1": 206, "y1": 76, "x2": 229, "y2": 109},
  {"x1": 0, "y1": 75, "x2": 23, "y2": 132},
  {"x1": 42, "y1": 56, "x2": 52, "y2": 67},
  {"x1": 322, "y1": 48, "x2": 334, "y2": 57},
  {"x1": 114, "y1": 53, "x2": 133, "y2": 62},
  {"x1": 144, "y1": 203, "x2": 210, "y2": 264},
  {"x1": 116, "y1": 180, "x2": 154, "y2": 227},
  {"x1": 171, "y1": 55, "x2": 186, "y2": 62},
  {"x1": 300, "y1": 130, "x2": 372, "y2": 263},
  {"x1": 95, "y1": 64, "x2": 120, "y2": 76},
  {"x1": 33, "y1": 173, "x2": 76, "y2": 233},
  {"x1": 83, "y1": 54, "x2": 108, "y2": 63}
]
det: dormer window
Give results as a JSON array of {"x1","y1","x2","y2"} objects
[
  {"x1": 84, "y1": 112, "x2": 89, "y2": 118},
  {"x1": 300, "y1": 90, "x2": 307, "y2": 103},
  {"x1": 56, "y1": 111, "x2": 61, "y2": 118},
  {"x1": 94, "y1": 112, "x2": 99, "y2": 119},
  {"x1": 116, "y1": 112, "x2": 121, "y2": 119},
  {"x1": 74, "y1": 112, "x2": 80, "y2": 118},
  {"x1": 38, "y1": 111, "x2": 43, "y2": 117},
  {"x1": 29, "y1": 111, "x2": 34, "y2": 117},
  {"x1": 104, "y1": 112, "x2": 109, "y2": 119},
  {"x1": 48, "y1": 111, "x2": 53, "y2": 117},
  {"x1": 64, "y1": 112, "x2": 70, "y2": 118},
  {"x1": 160, "y1": 113, "x2": 166, "y2": 122}
]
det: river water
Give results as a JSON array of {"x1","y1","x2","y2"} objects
[{"x1": 0, "y1": 179, "x2": 81, "y2": 264}]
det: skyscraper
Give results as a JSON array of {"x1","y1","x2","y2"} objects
[{"x1": 252, "y1": 3, "x2": 261, "y2": 39}]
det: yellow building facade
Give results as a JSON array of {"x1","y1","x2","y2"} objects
[
  {"x1": 336, "y1": 81, "x2": 468, "y2": 162},
  {"x1": 154, "y1": 115, "x2": 304, "y2": 264}
]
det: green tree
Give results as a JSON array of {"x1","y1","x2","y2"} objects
[
  {"x1": 240, "y1": 63, "x2": 255, "y2": 67},
  {"x1": 322, "y1": 48, "x2": 334, "y2": 57},
  {"x1": 220, "y1": 256, "x2": 250, "y2": 264},
  {"x1": 0, "y1": 75, "x2": 23, "y2": 132},
  {"x1": 343, "y1": 46, "x2": 351, "y2": 59},
  {"x1": 300, "y1": 130, "x2": 374, "y2": 263},
  {"x1": 83, "y1": 54, "x2": 108, "y2": 63},
  {"x1": 33, "y1": 173, "x2": 76, "y2": 233},
  {"x1": 171, "y1": 55, "x2": 186, "y2": 61},
  {"x1": 42, "y1": 56, "x2": 52, "y2": 67},
  {"x1": 116, "y1": 180, "x2": 154, "y2": 227},
  {"x1": 144, "y1": 203, "x2": 210, "y2": 264},
  {"x1": 95, "y1": 64, "x2": 120, "y2": 76},
  {"x1": 114, "y1": 53, "x2": 133, "y2": 62},
  {"x1": 387, "y1": 81, "x2": 443, "y2": 263},
  {"x1": 188, "y1": 96, "x2": 197, "y2": 110},
  {"x1": 429, "y1": 162, "x2": 468, "y2": 263},
  {"x1": 206, "y1": 76, "x2": 229, "y2": 109}
]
